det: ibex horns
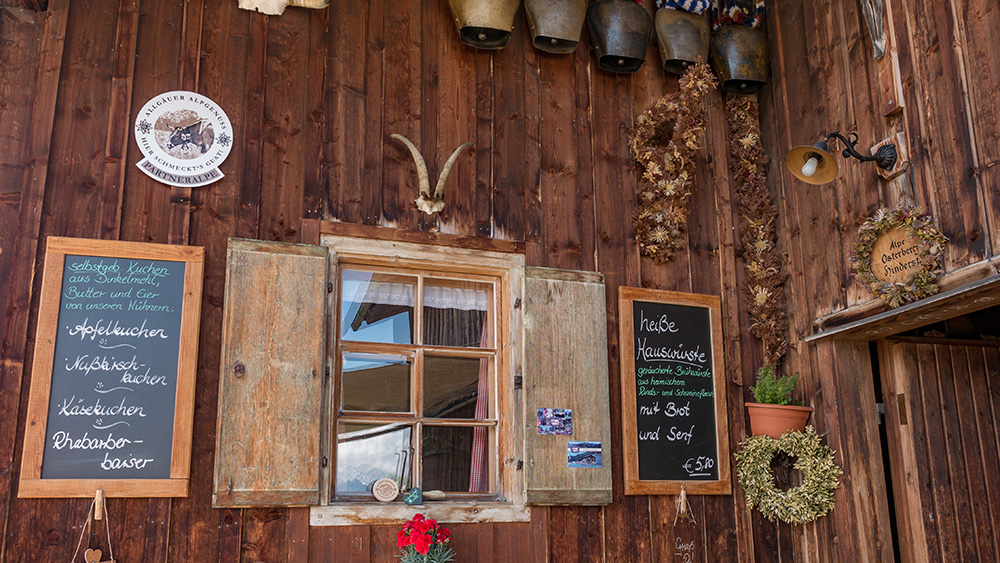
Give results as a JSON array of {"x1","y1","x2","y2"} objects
[{"x1": 391, "y1": 134, "x2": 473, "y2": 215}]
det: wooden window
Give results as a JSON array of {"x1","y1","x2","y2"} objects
[
  {"x1": 214, "y1": 230, "x2": 613, "y2": 524},
  {"x1": 334, "y1": 267, "x2": 499, "y2": 500}
]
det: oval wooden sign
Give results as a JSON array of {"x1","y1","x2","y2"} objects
[{"x1": 870, "y1": 226, "x2": 925, "y2": 283}]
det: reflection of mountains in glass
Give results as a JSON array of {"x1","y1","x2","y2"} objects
[
  {"x1": 337, "y1": 463, "x2": 392, "y2": 493},
  {"x1": 337, "y1": 423, "x2": 410, "y2": 493}
]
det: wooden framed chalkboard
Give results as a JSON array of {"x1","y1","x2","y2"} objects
[
  {"x1": 19, "y1": 237, "x2": 203, "y2": 498},
  {"x1": 618, "y1": 288, "x2": 731, "y2": 495}
]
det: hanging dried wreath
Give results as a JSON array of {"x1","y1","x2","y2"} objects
[
  {"x1": 725, "y1": 94, "x2": 788, "y2": 366},
  {"x1": 629, "y1": 62, "x2": 717, "y2": 262},
  {"x1": 851, "y1": 206, "x2": 947, "y2": 308},
  {"x1": 735, "y1": 426, "x2": 843, "y2": 525}
]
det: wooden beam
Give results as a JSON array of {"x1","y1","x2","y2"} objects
[{"x1": 807, "y1": 273, "x2": 1000, "y2": 342}]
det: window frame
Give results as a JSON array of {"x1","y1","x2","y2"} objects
[
  {"x1": 334, "y1": 266, "x2": 499, "y2": 499},
  {"x1": 312, "y1": 233, "x2": 527, "y2": 526}
]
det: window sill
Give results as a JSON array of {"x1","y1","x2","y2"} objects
[{"x1": 309, "y1": 501, "x2": 530, "y2": 526}]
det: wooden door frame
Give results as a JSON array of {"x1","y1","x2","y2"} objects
[{"x1": 806, "y1": 275, "x2": 1000, "y2": 563}]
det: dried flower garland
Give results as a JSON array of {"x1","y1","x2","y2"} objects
[
  {"x1": 851, "y1": 206, "x2": 947, "y2": 308},
  {"x1": 725, "y1": 95, "x2": 788, "y2": 366},
  {"x1": 711, "y1": 0, "x2": 765, "y2": 29},
  {"x1": 735, "y1": 426, "x2": 843, "y2": 525},
  {"x1": 629, "y1": 63, "x2": 717, "y2": 261}
]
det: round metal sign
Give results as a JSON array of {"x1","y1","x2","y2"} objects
[{"x1": 134, "y1": 90, "x2": 233, "y2": 188}]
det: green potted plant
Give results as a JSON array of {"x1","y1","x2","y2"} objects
[{"x1": 746, "y1": 365, "x2": 813, "y2": 438}]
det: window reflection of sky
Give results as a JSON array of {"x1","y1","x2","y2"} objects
[
  {"x1": 336, "y1": 424, "x2": 412, "y2": 493},
  {"x1": 340, "y1": 271, "x2": 413, "y2": 344}
]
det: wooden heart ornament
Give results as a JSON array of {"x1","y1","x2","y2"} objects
[{"x1": 84, "y1": 548, "x2": 114, "y2": 563}]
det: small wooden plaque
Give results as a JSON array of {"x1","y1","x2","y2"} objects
[
  {"x1": 372, "y1": 478, "x2": 399, "y2": 502},
  {"x1": 871, "y1": 226, "x2": 925, "y2": 283}
]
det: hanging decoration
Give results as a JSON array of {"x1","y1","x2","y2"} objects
[
  {"x1": 708, "y1": 0, "x2": 770, "y2": 94},
  {"x1": 586, "y1": 0, "x2": 654, "y2": 74},
  {"x1": 629, "y1": 62, "x2": 717, "y2": 262},
  {"x1": 391, "y1": 133, "x2": 473, "y2": 215},
  {"x1": 851, "y1": 206, "x2": 947, "y2": 308},
  {"x1": 725, "y1": 95, "x2": 788, "y2": 367},
  {"x1": 70, "y1": 493, "x2": 116, "y2": 563},
  {"x1": 525, "y1": 0, "x2": 589, "y2": 54},
  {"x1": 860, "y1": 0, "x2": 887, "y2": 59},
  {"x1": 735, "y1": 426, "x2": 843, "y2": 525},
  {"x1": 710, "y1": 0, "x2": 765, "y2": 29},
  {"x1": 654, "y1": 1, "x2": 712, "y2": 75},
  {"x1": 659, "y1": 0, "x2": 710, "y2": 12},
  {"x1": 447, "y1": 0, "x2": 521, "y2": 50}
]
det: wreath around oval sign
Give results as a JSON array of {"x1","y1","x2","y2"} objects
[
  {"x1": 735, "y1": 426, "x2": 843, "y2": 525},
  {"x1": 851, "y1": 206, "x2": 947, "y2": 309}
]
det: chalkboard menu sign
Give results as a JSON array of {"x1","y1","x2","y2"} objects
[
  {"x1": 619, "y1": 288, "x2": 731, "y2": 496},
  {"x1": 19, "y1": 237, "x2": 203, "y2": 498}
]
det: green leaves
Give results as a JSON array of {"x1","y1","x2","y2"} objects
[
  {"x1": 735, "y1": 426, "x2": 842, "y2": 525},
  {"x1": 749, "y1": 365, "x2": 798, "y2": 405}
]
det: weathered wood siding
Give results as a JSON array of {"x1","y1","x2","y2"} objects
[
  {"x1": 0, "y1": 0, "x2": 997, "y2": 561},
  {"x1": 761, "y1": 0, "x2": 1000, "y2": 561}
]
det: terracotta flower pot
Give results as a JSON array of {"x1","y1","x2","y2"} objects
[
  {"x1": 708, "y1": 24, "x2": 770, "y2": 93},
  {"x1": 586, "y1": 0, "x2": 653, "y2": 73},
  {"x1": 746, "y1": 403, "x2": 813, "y2": 439},
  {"x1": 655, "y1": 7, "x2": 710, "y2": 75},
  {"x1": 448, "y1": 0, "x2": 522, "y2": 50},
  {"x1": 525, "y1": 0, "x2": 588, "y2": 54}
]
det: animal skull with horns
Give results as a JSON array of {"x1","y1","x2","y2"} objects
[{"x1": 391, "y1": 134, "x2": 473, "y2": 215}]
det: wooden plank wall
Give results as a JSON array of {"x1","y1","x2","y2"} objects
[
  {"x1": 0, "y1": 0, "x2": 997, "y2": 561},
  {"x1": 879, "y1": 341, "x2": 1000, "y2": 563},
  {"x1": 760, "y1": 0, "x2": 1000, "y2": 561}
]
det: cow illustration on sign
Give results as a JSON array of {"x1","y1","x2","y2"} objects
[
  {"x1": 159, "y1": 112, "x2": 215, "y2": 156},
  {"x1": 134, "y1": 91, "x2": 233, "y2": 188}
]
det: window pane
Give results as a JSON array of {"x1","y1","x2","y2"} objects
[
  {"x1": 341, "y1": 270, "x2": 414, "y2": 344},
  {"x1": 422, "y1": 426, "x2": 490, "y2": 493},
  {"x1": 342, "y1": 353, "x2": 411, "y2": 412},
  {"x1": 336, "y1": 422, "x2": 412, "y2": 494},
  {"x1": 423, "y1": 280, "x2": 491, "y2": 348},
  {"x1": 423, "y1": 356, "x2": 488, "y2": 419}
]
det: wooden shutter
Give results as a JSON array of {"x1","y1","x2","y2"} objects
[
  {"x1": 523, "y1": 267, "x2": 612, "y2": 505},
  {"x1": 213, "y1": 239, "x2": 329, "y2": 507}
]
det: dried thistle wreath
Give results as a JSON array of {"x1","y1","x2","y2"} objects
[
  {"x1": 851, "y1": 206, "x2": 947, "y2": 308},
  {"x1": 725, "y1": 94, "x2": 788, "y2": 366},
  {"x1": 735, "y1": 426, "x2": 842, "y2": 525},
  {"x1": 629, "y1": 62, "x2": 717, "y2": 262}
]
